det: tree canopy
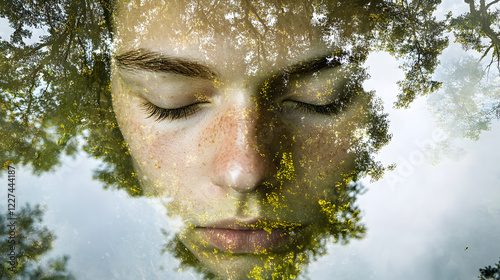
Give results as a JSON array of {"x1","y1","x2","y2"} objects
[
  {"x1": 0, "y1": 204, "x2": 74, "y2": 279},
  {"x1": 0, "y1": 0, "x2": 497, "y2": 194},
  {"x1": 478, "y1": 258, "x2": 500, "y2": 280},
  {"x1": 1, "y1": 0, "x2": 499, "y2": 279}
]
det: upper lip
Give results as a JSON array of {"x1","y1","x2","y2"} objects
[{"x1": 197, "y1": 218, "x2": 303, "y2": 230}]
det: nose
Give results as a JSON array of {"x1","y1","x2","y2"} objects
[{"x1": 210, "y1": 101, "x2": 277, "y2": 193}]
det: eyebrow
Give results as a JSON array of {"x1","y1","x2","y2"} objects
[
  {"x1": 115, "y1": 48, "x2": 352, "y2": 81},
  {"x1": 115, "y1": 48, "x2": 217, "y2": 80},
  {"x1": 280, "y1": 51, "x2": 353, "y2": 78},
  {"x1": 261, "y1": 51, "x2": 353, "y2": 94}
]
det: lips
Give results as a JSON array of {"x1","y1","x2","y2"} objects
[{"x1": 196, "y1": 219, "x2": 301, "y2": 254}]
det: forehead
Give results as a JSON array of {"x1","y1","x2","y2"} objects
[{"x1": 113, "y1": 0, "x2": 339, "y2": 76}]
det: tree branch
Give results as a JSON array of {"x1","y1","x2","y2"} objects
[
  {"x1": 478, "y1": 0, "x2": 500, "y2": 49},
  {"x1": 486, "y1": 0, "x2": 500, "y2": 10}
]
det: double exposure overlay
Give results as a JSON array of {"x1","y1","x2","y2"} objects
[{"x1": 1, "y1": 0, "x2": 499, "y2": 279}]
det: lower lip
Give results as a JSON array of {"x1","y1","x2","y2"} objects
[{"x1": 198, "y1": 227, "x2": 296, "y2": 254}]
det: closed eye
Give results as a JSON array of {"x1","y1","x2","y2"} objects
[
  {"x1": 282, "y1": 96, "x2": 352, "y2": 116},
  {"x1": 141, "y1": 101, "x2": 204, "y2": 121}
]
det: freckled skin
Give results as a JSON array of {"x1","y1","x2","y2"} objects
[{"x1": 111, "y1": 1, "x2": 370, "y2": 279}]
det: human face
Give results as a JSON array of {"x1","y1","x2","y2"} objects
[{"x1": 111, "y1": 0, "x2": 376, "y2": 278}]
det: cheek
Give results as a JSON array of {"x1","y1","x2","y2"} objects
[
  {"x1": 260, "y1": 121, "x2": 356, "y2": 215},
  {"x1": 285, "y1": 124, "x2": 356, "y2": 207},
  {"x1": 133, "y1": 129, "x2": 193, "y2": 194},
  {"x1": 148, "y1": 130, "x2": 183, "y2": 167},
  {"x1": 294, "y1": 123, "x2": 355, "y2": 177},
  {"x1": 138, "y1": 126, "x2": 229, "y2": 209},
  {"x1": 111, "y1": 83, "x2": 188, "y2": 194}
]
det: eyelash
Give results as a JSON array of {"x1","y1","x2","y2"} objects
[
  {"x1": 286, "y1": 99, "x2": 348, "y2": 115},
  {"x1": 142, "y1": 101, "x2": 202, "y2": 121},
  {"x1": 141, "y1": 94, "x2": 349, "y2": 122},
  {"x1": 269, "y1": 74, "x2": 351, "y2": 116}
]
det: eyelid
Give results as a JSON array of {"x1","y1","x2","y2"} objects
[
  {"x1": 281, "y1": 96, "x2": 351, "y2": 116},
  {"x1": 141, "y1": 101, "x2": 204, "y2": 121},
  {"x1": 283, "y1": 101, "x2": 337, "y2": 115},
  {"x1": 276, "y1": 70, "x2": 352, "y2": 115}
]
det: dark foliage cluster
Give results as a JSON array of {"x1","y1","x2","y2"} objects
[
  {"x1": 479, "y1": 258, "x2": 500, "y2": 280},
  {"x1": 0, "y1": 204, "x2": 74, "y2": 279},
  {"x1": 0, "y1": 0, "x2": 497, "y2": 196}
]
